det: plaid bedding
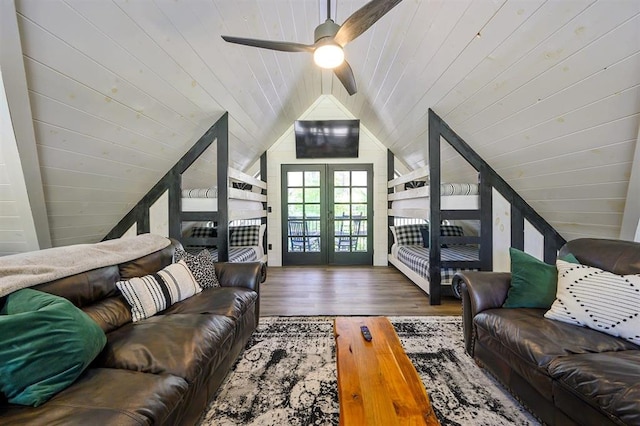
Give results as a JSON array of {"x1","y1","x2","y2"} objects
[
  {"x1": 186, "y1": 247, "x2": 259, "y2": 263},
  {"x1": 229, "y1": 225, "x2": 261, "y2": 247},
  {"x1": 189, "y1": 227, "x2": 217, "y2": 238},
  {"x1": 396, "y1": 245, "x2": 479, "y2": 285}
]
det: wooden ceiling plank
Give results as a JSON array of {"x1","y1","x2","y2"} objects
[
  {"x1": 440, "y1": 0, "x2": 593, "y2": 120},
  {"x1": 33, "y1": 121, "x2": 174, "y2": 171},
  {"x1": 450, "y1": 1, "x2": 640, "y2": 132},
  {"x1": 18, "y1": 17, "x2": 204, "y2": 139},
  {"x1": 17, "y1": 1, "x2": 208, "y2": 128},
  {"x1": 24, "y1": 57, "x2": 191, "y2": 147},
  {"x1": 486, "y1": 114, "x2": 640, "y2": 171},
  {"x1": 40, "y1": 167, "x2": 154, "y2": 193},
  {"x1": 467, "y1": 17, "x2": 640, "y2": 140},
  {"x1": 29, "y1": 92, "x2": 180, "y2": 161}
]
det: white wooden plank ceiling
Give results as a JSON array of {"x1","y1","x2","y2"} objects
[{"x1": 2, "y1": 0, "x2": 639, "y2": 250}]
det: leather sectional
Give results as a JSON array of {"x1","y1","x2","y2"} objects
[
  {"x1": 456, "y1": 238, "x2": 640, "y2": 426},
  {"x1": 0, "y1": 238, "x2": 263, "y2": 425}
]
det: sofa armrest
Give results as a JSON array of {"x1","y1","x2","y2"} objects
[
  {"x1": 453, "y1": 271, "x2": 511, "y2": 356},
  {"x1": 214, "y1": 262, "x2": 264, "y2": 293}
]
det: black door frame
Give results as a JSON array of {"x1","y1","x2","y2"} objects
[{"x1": 281, "y1": 163, "x2": 373, "y2": 266}]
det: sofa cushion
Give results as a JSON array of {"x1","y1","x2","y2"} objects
[
  {"x1": 162, "y1": 287, "x2": 257, "y2": 320},
  {"x1": 545, "y1": 260, "x2": 640, "y2": 345},
  {"x1": 548, "y1": 351, "x2": 640, "y2": 426},
  {"x1": 100, "y1": 313, "x2": 235, "y2": 383},
  {"x1": 0, "y1": 289, "x2": 106, "y2": 407},
  {"x1": 560, "y1": 238, "x2": 640, "y2": 276},
  {"x1": 32, "y1": 265, "x2": 121, "y2": 308},
  {"x1": 118, "y1": 244, "x2": 175, "y2": 280},
  {"x1": 81, "y1": 296, "x2": 133, "y2": 333},
  {"x1": 116, "y1": 260, "x2": 202, "y2": 322},
  {"x1": 474, "y1": 308, "x2": 638, "y2": 397},
  {"x1": 475, "y1": 309, "x2": 639, "y2": 369},
  {"x1": 0, "y1": 368, "x2": 188, "y2": 426}
]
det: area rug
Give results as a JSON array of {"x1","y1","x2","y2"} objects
[{"x1": 198, "y1": 316, "x2": 540, "y2": 425}]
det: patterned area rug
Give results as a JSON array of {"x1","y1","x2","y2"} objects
[{"x1": 198, "y1": 316, "x2": 540, "y2": 426}]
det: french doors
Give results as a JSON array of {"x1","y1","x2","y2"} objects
[{"x1": 281, "y1": 164, "x2": 373, "y2": 266}]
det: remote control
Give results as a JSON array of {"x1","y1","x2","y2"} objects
[{"x1": 360, "y1": 325, "x2": 372, "y2": 342}]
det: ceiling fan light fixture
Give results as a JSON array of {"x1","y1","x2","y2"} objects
[{"x1": 313, "y1": 42, "x2": 344, "y2": 69}]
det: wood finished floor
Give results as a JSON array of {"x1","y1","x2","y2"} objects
[{"x1": 260, "y1": 265, "x2": 462, "y2": 317}]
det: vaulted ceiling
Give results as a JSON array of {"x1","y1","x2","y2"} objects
[{"x1": 1, "y1": 0, "x2": 639, "y2": 254}]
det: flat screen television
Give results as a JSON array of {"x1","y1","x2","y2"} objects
[{"x1": 294, "y1": 119, "x2": 360, "y2": 158}]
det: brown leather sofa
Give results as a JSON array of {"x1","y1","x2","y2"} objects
[
  {"x1": 455, "y1": 238, "x2": 640, "y2": 426},
  {"x1": 0, "y1": 239, "x2": 263, "y2": 425}
]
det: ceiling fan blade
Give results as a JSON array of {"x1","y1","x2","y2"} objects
[
  {"x1": 334, "y1": 60, "x2": 357, "y2": 95},
  {"x1": 221, "y1": 36, "x2": 314, "y2": 53},
  {"x1": 333, "y1": 0, "x2": 403, "y2": 46}
]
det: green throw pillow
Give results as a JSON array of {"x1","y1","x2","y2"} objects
[
  {"x1": 503, "y1": 248, "x2": 579, "y2": 309},
  {"x1": 0, "y1": 289, "x2": 107, "y2": 406}
]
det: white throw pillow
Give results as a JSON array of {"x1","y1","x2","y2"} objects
[
  {"x1": 116, "y1": 260, "x2": 202, "y2": 322},
  {"x1": 545, "y1": 260, "x2": 640, "y2": 345}
]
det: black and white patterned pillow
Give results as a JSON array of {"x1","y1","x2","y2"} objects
[
  {"x1": 174, "y1": 247, "x2": 219, "y2": 289},
  {"x1": 440, "y1": 225, "x2": 465, "y2": 238},
  {"x1": 545, "y1": 260, "x2": 640, "y2": 345},
  {"x1": 189, "y1": 226, "x2": 217, "y2": 238},
  {"x1": 116, "y1": 260, "x2": 201, "y2": 322},
  {"x1": 229, "y1": 225, "x2": 261, "y2": 247},
  {"x1": 394, "y1": 224, "x2": 427, "y2": 246},
  {"x1": 440, "y1": 225, "x2": 465, "y2": 247}
]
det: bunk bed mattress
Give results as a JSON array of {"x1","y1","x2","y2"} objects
[
  {"x1": 395, "y1": 245, "x2": 479, "y2": 285},
  {"x1": 391, "y1": 183, "x2": 480, "y2": 211},
  {"x1": 181, "y1": 198, "x2": 262, "y2": 212},
  {"x1": 211, "y1": 247, "x2": 261, "y2": 262},
  {"x1": 186, "y1": 246, "x2": 261, "y2": 262},
  {"x1": 391, "y1": 195, "x2": 479, "y2": 211}
]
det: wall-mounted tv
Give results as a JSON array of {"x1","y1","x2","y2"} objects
[{"x1": 295, "y1": 119, "x2": 360, "y2": 159}]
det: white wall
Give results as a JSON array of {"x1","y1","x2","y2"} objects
[
  {"x1": 0, "y1": 0, "x2": 51, "y2": 255},
  {"x1": 267, "y1": 95, "x2": 389, "y2": 266},
  {"x1": 620, "y1": 120, "x2": 640, "y2": 242},
  {"x1": 149, "y1": 190, "x2": 169, "y2": 237}
]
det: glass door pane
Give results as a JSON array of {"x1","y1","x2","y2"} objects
[
  {"x1": 282, "y1": 163, "x2": 373, "y2": 266},
  {"x1": 281, "y1": 165, "x2": 326, "y2": 265},
  {"x1": 328, "y1": 164, "x2": 373, "y2": 265}
]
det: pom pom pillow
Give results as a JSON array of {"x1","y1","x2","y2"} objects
[
  {"x1": 0, "y1": 289, "x2": 106, "y2": 406},
  {"x1": 545, "y1": 260, "x2": 640, "y2": 345}
]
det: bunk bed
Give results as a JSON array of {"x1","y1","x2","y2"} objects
[
  {"x1": 387, "y1": 109, "x2": 566, "y2": 305},
  {"x1": 180, "y1": 168, "x2": 267, "y2": 263},
  {"x1": 104, "y1": 113, "x2": 268, "y2": 264},
  {"x1": 387, "y1": 164, "x2": 482, "y2": 299}
]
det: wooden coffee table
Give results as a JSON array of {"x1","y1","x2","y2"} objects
[{"x1": 334, "y1": 316, "x2": 440, "y2": 425}]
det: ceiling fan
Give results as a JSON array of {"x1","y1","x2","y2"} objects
[{"x1": 221, "y1": 0, "x2": 403, "y2": 96}]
